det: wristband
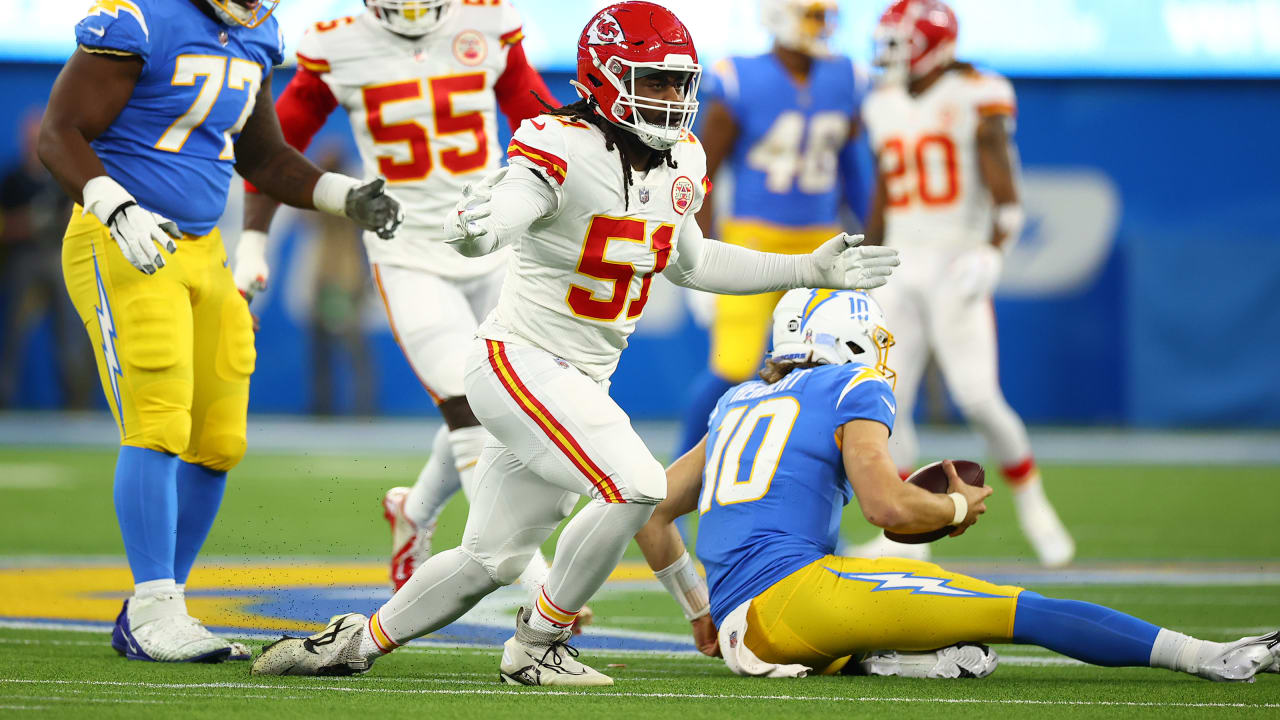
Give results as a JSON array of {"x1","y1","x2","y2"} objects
[
  {"x1": 312, "y1": 172, "x2": 361, "y2": 218},
  {"x1": 654, "y1": 551, "x2": 710, "y2": 621},
  {"x1": 948, "y1": 492, "x2": 968, "y2": 525},
  {"x1": 238, "y1": 229, "x2": 269, "y2": 256},
  {"x1": 82, "y1": 176, "x2": 135, "y2": 225},
  {"x1": 994, "y1": 203, "x2": 1025, "y2": 244}
]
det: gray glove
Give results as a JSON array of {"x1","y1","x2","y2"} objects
[{"x1": 345, "y1": 178, "x2": 404, "y2": 240}]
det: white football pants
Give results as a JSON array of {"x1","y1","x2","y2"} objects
[{"x1": 873, "y1": 246, "x2": 1032, "y2": 474}]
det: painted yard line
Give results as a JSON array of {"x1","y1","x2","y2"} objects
[{"x1": 3, "y1": 680, "x2": 1277, "y2": 709}]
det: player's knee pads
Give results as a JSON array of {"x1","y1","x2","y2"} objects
[
  {"x1": 610, "y1": 456, "x2": 667, "y2": 504},
  {"x1": 216, "y1": 298, "x2": 256, "y2": 383},
  {"x1": 183, "y1": 396, "x2": 249, "y2": 472},
  {"x1": 462, "y1": 533, "x2": 542, "y2": 587}
]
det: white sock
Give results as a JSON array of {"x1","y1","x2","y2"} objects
[
  {"x1": 449, "y1": 425, "x2": 489, "y2": 498},
  {"x1": 1150, "y1": 628, "x2": 1224, "y2": 673},
  {"x1": 518, "y1": 549, "x2": 551, "y2": 605},
  {"x1": 134, "y1": 578, "x2": 179, "y2": 600},
  {"x1": 404, "y1": 426, "x2": 460, "y2": 528},
  {"x1": 358, "y1": 616, "x2": 389, "y2": 660}
]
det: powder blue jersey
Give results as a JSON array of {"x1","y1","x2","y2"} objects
[
  {"x1": 76, "y1": 0, "x2": 284, "y2": 234},
  {"x1": 695, "y1": 362, "x2": 896, "y2": 626},
  {"x1": 699, "y1": 52, "x2": 870, "y2": 227}
]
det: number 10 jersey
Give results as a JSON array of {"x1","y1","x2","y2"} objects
[{"x1": 480, "y1": 115, "x2": 709, "y2": 382}]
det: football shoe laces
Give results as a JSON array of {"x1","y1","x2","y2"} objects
[{"x1": 251, "y1": 613, "x2": 374, "y2": 676}]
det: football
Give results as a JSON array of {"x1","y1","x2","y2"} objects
[{"x1": 883, "y1": 460, "x2": 986, "y2": 544}]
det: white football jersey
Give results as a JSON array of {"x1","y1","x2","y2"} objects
[
  {"x1": 862, "y1": 68, "x2": 1016, "y2": 250},
  {"x1": 480, "y1": 115, "x2": 709, "y2": 381},
  {"x1": 296, "y1": 5, "x2": 526, "y2": 278}
]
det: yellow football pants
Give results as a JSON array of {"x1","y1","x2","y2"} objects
[
  {"x1": 61, "y1": 209, "x2": 255, "y2": 471},
  {"x1": 744, "y1": 555, "x2": 1024, "y2": 673},
  {"x1": 709, "y1": 221, "x2": 841, "y2": 381}
]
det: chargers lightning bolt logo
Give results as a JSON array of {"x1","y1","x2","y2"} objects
[
  {"x1": 93, "y1": 251, "x2": 125, "y2": 431},
  {"x1": 824, "y1": 569, "x2": 1010, "y2": 598}
]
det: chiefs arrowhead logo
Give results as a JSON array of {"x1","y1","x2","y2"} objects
[{"x1": 586, "y1": 11, "x2": 625, "y2": 45}]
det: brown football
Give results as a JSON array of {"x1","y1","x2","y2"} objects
[{"x1": 883, "y1": 460, "x2": 986, "y2": 544}]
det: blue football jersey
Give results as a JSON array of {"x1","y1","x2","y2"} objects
[
  {"x1": 76, "y1": 0, "x2": 285, "y2": 235},
  {"x1": 699, "y1": 53, "x2": 869, "y2": 227},
  {"x1": 694, "y1": 362, "x2": 896, "y2": 626}
]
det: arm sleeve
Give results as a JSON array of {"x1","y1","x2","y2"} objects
[
  {"x1": 494, "y1": 41, "x2": 554, "y2": 131},
  {"x1": 474, "y1": 164, "x2": 558, "y2": 254},
  {"x1": 663, "y1": 219, "x2": 813, "y2": 295},
  {"x1": 243, "y1": 65, "x2": 338, "y2": 194},
  {"x1": 76, "y1": 4, "x2": 151, "y2": 60},
  {"x1": 832, "y1": 367, "x2": 897, "y2": 432}
]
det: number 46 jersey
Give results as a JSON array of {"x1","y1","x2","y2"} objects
[
  {"x1": 861, "y1": 68, "x2": 1016, "y2": 251},
  {"x1": 694, "y1": 362, "x2": 896, "y2": 627},
  {"x1": 275, "y1": 2, "x2": 545, "y2": 279}
]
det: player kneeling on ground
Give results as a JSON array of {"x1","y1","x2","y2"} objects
[{"x1": 636, "y1": 288, "x2": 1279, "y2": 682}]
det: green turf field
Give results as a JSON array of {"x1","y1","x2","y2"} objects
[{"x1": 2, "y1": 446, "x2": 1278, "y2": 717}]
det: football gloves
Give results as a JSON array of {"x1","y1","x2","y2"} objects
[
  {"x1": 82, "y1": 176, "x2": 181, "y2": 275},
  {"x1": 952, "y1": 243, "x2": 1004, "y2": 301},
  {"x1": 233, "y1": 229, "x2": 270, "y2": 302},
  {"x1": 312, "y1": 173, "x2": 404, "y2": 240},
  {"x1": 444, "y1": 167, "x2": 506, "y2": 258},
  {"x1": 806, "y1": 233, "x2": 900, "y2": 291}
]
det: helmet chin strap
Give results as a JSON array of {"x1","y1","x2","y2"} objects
[{"x1": 206, "y1": 0, "x2": 249, "y2": 26}]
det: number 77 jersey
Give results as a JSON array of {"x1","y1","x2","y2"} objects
[
  {"x1": 286, "y1": 4, "x2": 535, "y2": 279},
  {"x1": 694, "y1": 362, "x2": 897, "y2": 626}
]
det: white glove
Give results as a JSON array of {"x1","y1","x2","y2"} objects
[
  {"x1": 82, "y1": 176, "x2": 181, "y2": 275},
  {"x1": 313, "y1": 173, "x2": 404, "y2": 240},
  {"x1": 233, "y1": 230, "x2": 270, "y2": 302},
  {"x1": 951, "y1": 244, "x2": 1003, "y2": 300},
  {"x1": 804, "y1": 233, "x2": 900, "y2": 290},
  {"x1": 444, "y1": 167, "x2": 506, "y2": 258}
]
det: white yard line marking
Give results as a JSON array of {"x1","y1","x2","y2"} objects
[{"x1": 1, "y1": 679, "x2": 1276, "y2": 709}]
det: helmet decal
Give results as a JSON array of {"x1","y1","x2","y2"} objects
[{"x1": 586, "y1": 11, "x2": 626, "y2": 46}]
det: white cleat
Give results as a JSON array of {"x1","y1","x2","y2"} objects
[
  {"x1": 251, "y1": 613, "x2": 374, "y2": 676},
  {"x1": 383, "y1": 486, "x2": 434, "y2": 592},
  {"x1": 499, "y1": 608, "x2": 613, "y2": 686},
  {"x1": 112, "y1": 596, "x2": 233, "y2": 663},
  {"x1": 848, "y1": 532, "x2": 932, "y2": 562},
  {"x1": 1013, "y1": 479, "x2": 1075, "y2": 568},
  {"x1": 858, "y1": 643, "x2": 999, "y2": 679},
  {"x1": 1194, "y1": 631, "x2": 1280, "y2": 682}
]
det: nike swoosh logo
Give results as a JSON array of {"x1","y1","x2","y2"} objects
[
  {"x1": 531, "y1": 120, "x2": 546, "y2": 130},
  {"x1": 882, "y1": 397, "x2": 896, "y2": 414},
  {"x1": 87, "y1": 26, "x2": 106, "y2": 37}
]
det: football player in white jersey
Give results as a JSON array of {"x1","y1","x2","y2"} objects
[
  {"x1": 237, "y1": 0, "x2": 556, "y2": 593},
  {"x1": 252, "y1": 1, "x2": 899, "y2": 686},
  {"x1": 854, "y1": 0, "x2": 1074, "y2": 567}
]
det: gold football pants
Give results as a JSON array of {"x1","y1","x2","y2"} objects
[
  {"x1": 61, "y1": 209, "x2": 255, "y2": 471},
  {"x1": 709, "y1": 221, "x2": 842, "y2": 381},
  {"x1": 744, "y1": 555, "x2": 1024, "y2": 673}
]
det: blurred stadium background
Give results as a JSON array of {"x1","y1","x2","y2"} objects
[{"x1": 1, "y1": 0, "x2": 1277, "y2": 430}]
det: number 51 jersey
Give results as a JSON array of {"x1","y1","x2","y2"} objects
[
  {"x1": 480, "y1": 115, "x2": 708, "y2": 382},
  {"x1": 695, "y1": 362, "x2": 897, "y2": 627},
  {"x1": 293, "y1": 5, "x2": 526, "y2": 278}
]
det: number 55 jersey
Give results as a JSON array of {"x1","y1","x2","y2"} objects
[
  {"x1": 271, "y1": 2, "x2": 547, "y2": 279},
  {"x1": 861, "y1": 68, "x2": 1016, "y2": 251}
]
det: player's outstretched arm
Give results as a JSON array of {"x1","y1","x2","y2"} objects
[
  {"x1": 38, "y1": 49, "x2": 180, "y2": 275},
  {"x1": 444, "y1": 165, "x2": 557, "y2": 257},
  {"x1": 234, "y1": 74, "x2": 402, "y2": 240},
  {"x1": 664, "y1": 220, "x2": 899, "y2": 294},
  {"x1": 841, "y1": 420, "x2": 991, "y2": 535},
  {"x1": 634, "y1": 437, "x2": 719, "y2": 657}
]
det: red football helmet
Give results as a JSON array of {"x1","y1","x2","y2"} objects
[
  {"x1": 873, "y1": 0, "x2": 958, "y2": 84},
  {"x1": 573, "y1": 2, "x2": 701, "y2": 151}
]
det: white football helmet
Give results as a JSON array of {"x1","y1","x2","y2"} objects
[
  {"x1": 761, "y1": 0, "x2": 839, "y2": 57},
  {"x1": 770, "y1": 288, "x2": 896, "y2": 386},
  {"x1": 365, "y1": 0, "x2": 456, "y2": 38}
]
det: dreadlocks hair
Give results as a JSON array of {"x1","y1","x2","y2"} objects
[{"x1": 535, "y1": 95, "x2": 677, "y2": 210}]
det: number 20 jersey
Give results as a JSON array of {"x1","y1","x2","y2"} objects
[
  {"x1": 293, "y1": 6, "x2": 524, "y2": 278},
  {"x1": 75, "y1": 0, "x2": 284, "y2": 235},
  {"x1": 861, "y1": 69, "x2": 1016, "y2": 250},
  {"x1": 695, "y1": 363, "x2": 896, "y2": 626},
  {"x1": 480, "y1": 116, "x2": 708, "y2": 382}
]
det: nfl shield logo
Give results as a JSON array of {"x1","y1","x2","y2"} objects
[{"x1": 638, "y1": 187, "x2": 649, "y2": 204}]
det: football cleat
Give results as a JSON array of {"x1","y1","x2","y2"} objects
[
  {"x1": 111, "y1": 597, "x2": 233, "y2": 663},
  {"x1": 1012, "y1": 480, "x2": 1075, "y2": 568},
  {"x1": 251, "y1": 613, "x2": 373, "y2": 676},
  {"x1": 499, "y1": 607, "x2": 613, "y2": 686},
  {"x1": 383, "y1": 486, "x2": 434, "y2": 592},
  {"x1": 848, "y1": 532, "x2": 932, "y2": 562},
  {"x1": 1194, "y1": 631, "x2": 1280, "y2": 682},
  {"x1": 857, "y1": 643, "x2": 999, "y2": 679}
]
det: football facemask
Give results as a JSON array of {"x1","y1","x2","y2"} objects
[
  {"x1": 365, "y1": 0, "x2": 456, "y2": 38},
  {"x1": 205, "y1": 0, "x2": 279, "y2": 29}
]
